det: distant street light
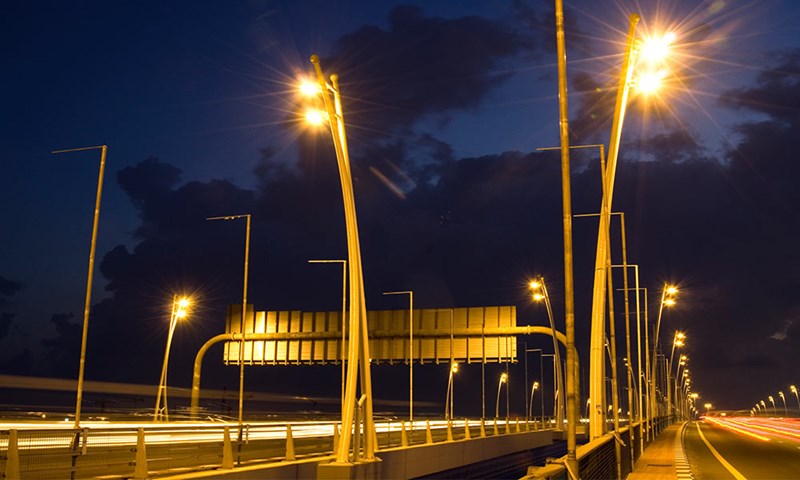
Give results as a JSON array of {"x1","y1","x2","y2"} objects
[
  {"x1": 308, "y1": 259, "x2": 347, "y2": 407},
  {"x1": 760, "y1": 400, "x2": 767, "y2": 415},
  {"x1": 791, "y1": 385, "x2": 800, "y2": 416},
  {"x1": 495, "y1": 373, "x2": 508, "y2": 420},
  {"x1": 154, "y1": 296, "x2": 191, "y2": 421},
  {"x1": 51, "y1": 145, "x2": 108, "y2": 428},
  {"x1": 704, "y1": 403, "x2": 712, "y2": 415},
  {"x1": 651, "y1": 284, "x2": 678, "y2": 419},
  {"x1": 207, "y1": 213, "x2": 251, "y2": 428},
  {"x1": 529, "y1": 277, "x2": 565, "y2": 428},
  {"x1": 384, "y1": 290, "x2": 414, "y2": 423},
  {"x1": 529, "y1": 381, "x2": 540, "y2": 421},
  {"x1": 445, "y1": 362, "x2": 459, "y2": 421},
  {"x1": 778, "y1": 391, "x2": 788, "y2": 417},
  {"x1": 769, "y1": 395, "x2": 776, "y2": 415},
  {"x1": 667, "y1": 331, "x2": 685, "y2": 417}
]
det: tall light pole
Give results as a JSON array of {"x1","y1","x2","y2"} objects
[
  {"x1": 666, "y1": 332, "x2": 685, "y2": 417},
  {"x1": 302, "y1": 56, "x2": 376, "y2": 462},
  {"x1": 769, "y1": 395, "x2": 776, "y2": 415},
  {"x1": 51, "y1": 145, "x2": 108, "y2": 428},
  {"x1": 779, "y1": 391, "x2": 788, "y2": 417},
  {"x1": 154, "y1": 296, "x2": 191, "y2": 421},
  {"x1": 615, "y1": 265, "x2": 646, "y2": 451},
  {"x1": 207, "y1": 213, "x2": 251, "y2": 428},
  {"x1": 587, "y1": 18, "x2": 677, "y2": 439},
  {"x1": 524, "y1": 346, "x2": 546, "y2": 424},
  {"x1": 529, "y1": 381, "x2": 540, "y2": 421},
  {"x1": 384, "y1": 290, "x2": 414, "y2": 424},
  {"x1": 552, "y1": 0, "x2": 579, "y2": 473},
  {"x1": 651, "y1": 284, "x2": 677, "y2": 420},
  {"x1": 529, "y1": 277, "x2": 564, "y2": 428},
  {"x1": 791, "y1": 385, "x2": 800, "y2": 416},
  {"x1": 496, "y1": 373, "x2": 508, "y2": 420},
  {"x1": 445, "y1": 362, "x2": 459, "y2": 420},
  {"x1": 587, "y1": 13, "x2": 639, "y2": 440},
  {"x1": 308, "y1": 259, "x2": 347, "y2": 407}
]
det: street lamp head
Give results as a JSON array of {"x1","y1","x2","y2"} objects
[
  {"x1": 304, "y1": 109, "x2": 327, "y2": 126},
  {"x1": 533, "y1": 381, "x2": 539, "y2": 389},
  {"x1": 792, "y1": 385, "x2": 798, "y2": 394},
  {"x1": 663, "y1": 298, "x2": 676, "y2": 307},
  {"x1": 666, "y1": 285, "x2": 678, "y2": 295},
  {"x1": 451, "y1": 362, "x2": 459, "y2": 373},
  {"x1": 529, "y1": 280, "x2": 542, "y2": 290},
  {"x1": 639, "y1": 32, "x2": 676, "y2": 65},
  {"x1": 532, "y1": 293, "x2": 545, "y2": 302},
  {"x1": 500, "y1": 373, "x2": 508, "y2": 383},
  {"x1": 299, "y1": 79, "x2": 322, "y2": 97}
]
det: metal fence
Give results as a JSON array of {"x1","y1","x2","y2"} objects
[{"x1": 1, "y1": 418, "x2": 550, "y2": 479}]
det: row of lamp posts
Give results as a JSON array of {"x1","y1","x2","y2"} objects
[{"x1": 58, "y1": 4, "x2": 687, "y2": 477}]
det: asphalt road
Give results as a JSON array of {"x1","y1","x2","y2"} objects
[{"x1": 684, "y1": 417, "x2": 800, "y2": 479}]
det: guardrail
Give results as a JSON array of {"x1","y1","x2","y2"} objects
[
  {"x1": 0, "y1": 417, "x2": 553, "y2": 479},
  {"x1": 522, "y1": 416, "x2": 674, "y2": 479}
]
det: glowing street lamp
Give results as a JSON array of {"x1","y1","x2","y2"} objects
[
  {"x1": 495, "y1": 373, "x2": 508, "y2": 420},
  {"x1": 301, "y1": 55, "x2": 376, "y2": 462},
  {"x1": 769, "y1": 395, "x2": 776, "y2": 415},
  {"x1": 154, "y1": 296, "x2": 191, "y2": 421},
  {"x1": 650, "y1": 284, "x2": 677, "y2": 420},
  {"x1": 704, "y1": 403, "x2": 712, "y2": 415},
  {"x1": 51, "y1": 145, "x2": 108, "y2": 428},
  {"x1": 529, "y1": 381, "x2": 540, "y2": 421},
  {"x1": 779, "y1": 391, "x2": 788, "y2": 417},
  {"x1": 587, "y1": 11, "x2": 679, "y2": 439},
  {"x1": 529, "y1": 277, "x2": 564, "y2": 428},
  {"x1": 791, "y1": 385, "x2": 800, "y2": 416},
  {"x1": 445, "y1": 362, "x2": 459, "y2": 421}
]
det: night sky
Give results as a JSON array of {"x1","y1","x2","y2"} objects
[{"x1": 2, "y1": 0, "x2": 800, "y2": 416}]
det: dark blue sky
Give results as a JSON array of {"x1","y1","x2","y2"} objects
[{"x1": 2, "y1": 0, "x2": 800, "y2": 414}]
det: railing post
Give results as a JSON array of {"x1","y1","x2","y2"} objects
[
  {"x1": 333, "y1": 423, "x2": 340, "y2": 452},
  {"x1": 401, "y1": 420, "x2": 408, "y2": 447},
  {"x1": 480, "y1": 418, "x2": 486, "y2": 437},
  {"x1": 464, "y1": 419, "x2": 471, "y2": 440},
  {"x1": 221, "y1": 426, "x2": 234, "y2": 469},
  {"x1": 425, "y1": 420, "x2": 433, "y2": 444},
  {"x1": 285, "y1": 424, "x2": 296, "y2": 461},
  {"x1": 133, "y1": 427, "x2": 148, "y2": 480},
  {"x1": 446, "y1": 420, "x2": 453, "y2": 442},
  {"x1": 4, "y1": 430, "x2": 20, "y2": 480}
]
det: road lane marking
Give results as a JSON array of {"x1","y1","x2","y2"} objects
[
  {"x1": 695, "y1": 422, "x2": 747, "y2": 480},
  {"x1": 675, "y1": 422, "x2": 693, "y2": 479}
]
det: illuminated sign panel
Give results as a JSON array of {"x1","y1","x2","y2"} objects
[{"x1": 224, "y1": 305, "x2": 517, "y2": 365}]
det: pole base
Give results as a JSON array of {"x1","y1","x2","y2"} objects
[{"x1": 316, "y1": 458, "x2": 382, "y2": 480}]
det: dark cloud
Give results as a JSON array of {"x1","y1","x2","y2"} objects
[
  {"x1": 0, "y1": 276, "x2": 23, "y2": 340},
  {"x1": 322, "y1": 5, "x2": 539, "y2": 147}
]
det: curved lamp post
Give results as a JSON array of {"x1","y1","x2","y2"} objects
[
  {"x1": 495, "y1": 373, "x2": 508, "y2": 420},
  {"x1": 154, "y1": 296, "x2": 191, "y2": 421},
  {"x1": 301, "y1": 56, "x2": 376, "y2": 462}
]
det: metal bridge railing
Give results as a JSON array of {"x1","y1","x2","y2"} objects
[{"x1": 1, "y1": 417, "x2": 551, "y2": 479}]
